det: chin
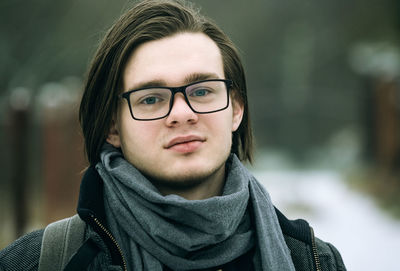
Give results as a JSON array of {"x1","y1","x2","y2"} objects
[
  {"x1": 152, "y1": 168, "x2": 212, "y2": 185},
  {"x1": 145, "y1": 162, "x2": 223, "y2": 190},
  {"x1": 151, "y1": 175, "x2": 206, "y2": 191}
]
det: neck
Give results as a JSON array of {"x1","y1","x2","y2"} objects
[{"x1": 155, "y1": 165, "x2": 226, "y2": 200}]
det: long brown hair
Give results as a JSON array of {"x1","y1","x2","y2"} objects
[{"x1": 79, "y1": 0, "x2": 253, "y2": 165}]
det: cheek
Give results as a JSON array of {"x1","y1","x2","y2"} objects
[
  {"x1": 121, "y1": 124, "x2": 155, "y2": 147},
  {"x1": 117, "y1": 116, "x2": 161, "y2": 159},
  {"x1": 209, "y1": 110, "x2": 234, "y2": 141}
]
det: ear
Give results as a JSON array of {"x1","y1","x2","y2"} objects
[
  {"x1": 231, "y1": 96, "x2": 244, "y2": 132},
  {"x1": 106, "y1": 119, "x2": 121, "y2": 148}
]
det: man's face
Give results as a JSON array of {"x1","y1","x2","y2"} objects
[{"x1": 107, "y1": 32, "x2": 243, "y2": 191}]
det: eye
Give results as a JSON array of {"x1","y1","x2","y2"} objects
[
  {"x1": 190, "y1": 88, "x2": 211, "y2": 97},
  {"x1": 141, "y1": 96, "x2": 163, "y2": 104}
]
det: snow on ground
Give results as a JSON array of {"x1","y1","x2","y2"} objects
[{"x1": 252, "y1": 169, "x2": 400, "y2": 271}]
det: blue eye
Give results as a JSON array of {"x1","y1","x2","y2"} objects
[
  {"x1": 192, "y1": 89, "x2": 209, "y2": 96},
  {"x1": 142, "y1": 96, "x2": 160, "y2": 104}
]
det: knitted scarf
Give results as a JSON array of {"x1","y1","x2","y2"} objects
[{"x1": 96, "y1": 144, "x2": 295, "y2": 271}]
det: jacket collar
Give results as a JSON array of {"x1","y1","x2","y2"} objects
[
  {"x1": 274, "y1": 207, "x2": 311, "y2": 245},
  {"x1": 76, "y1": 166, "x2": 108, "y2": 225}
]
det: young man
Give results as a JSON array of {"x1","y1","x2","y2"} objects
[{"x1": 0, "y1": 0, "x2": 346, "y2": 270}]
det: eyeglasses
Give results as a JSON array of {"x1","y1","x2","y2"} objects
[{"x1": 119, "y1": 79, "x2": 232, "y2": 121}]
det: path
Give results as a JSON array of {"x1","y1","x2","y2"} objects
[{"x1": 253, "y1": 169, "x2": 400, "y2": 271}]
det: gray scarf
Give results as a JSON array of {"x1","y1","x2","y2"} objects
[{"x1": 96, "y1": 144, "x2": 295, "y2": 271}]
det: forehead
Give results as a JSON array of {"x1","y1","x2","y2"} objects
[{"x1": 123, "y1": 32, "x2": 224, "y2": 90}]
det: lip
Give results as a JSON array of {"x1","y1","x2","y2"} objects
[{"x1": 165, "y1": 135, "x2": 206, "y2": 150}]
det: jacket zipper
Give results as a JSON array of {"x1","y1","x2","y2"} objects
[
  {"x1": 310, "y1": 227, "x2": 322, "y2": 271},
  {"x1": 91, "y1": 215, "x2": 128, "y2": 271}
]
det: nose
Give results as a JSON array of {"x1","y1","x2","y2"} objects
[{"x1": 165, "y1": 93, "x2": 198, "y2": 126}]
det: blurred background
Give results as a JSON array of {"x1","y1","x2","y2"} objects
[{"x1": 1, "y1": 0, "x2": 399, "y2": 270}]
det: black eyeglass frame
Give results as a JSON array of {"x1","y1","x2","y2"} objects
[{"x1": 119, "y1": 79, "x2": 233, "y2": 121}]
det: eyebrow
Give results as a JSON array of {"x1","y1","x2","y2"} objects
[{"x1": 126, "y1": 72, "x2": 221, "y2": 91}]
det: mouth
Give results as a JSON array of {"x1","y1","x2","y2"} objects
[{"x1": 165, "y1": 135, "x2": 206, "y2": 152}]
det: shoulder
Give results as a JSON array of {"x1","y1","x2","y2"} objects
[
  {"x1": 274, "y1": 207, "x2": 346, "y2": 271},
  {"x1": 0, "y1": 229, "x2": 44, "y2": 271},
  {"x1": 313, "y1": 237, "x2": 346, "y2": 271}
]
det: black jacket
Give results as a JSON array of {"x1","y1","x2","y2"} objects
[{"x1": 0, "y1": 166, "x2": 346, "y2": 271}]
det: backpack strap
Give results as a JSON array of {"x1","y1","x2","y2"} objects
[
  {"x1": 63, "y1": 239, "x2": 100, "y2": 271},
  {"x1": 38, "y1": 214, "x2": 87, "y2": 271}
]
